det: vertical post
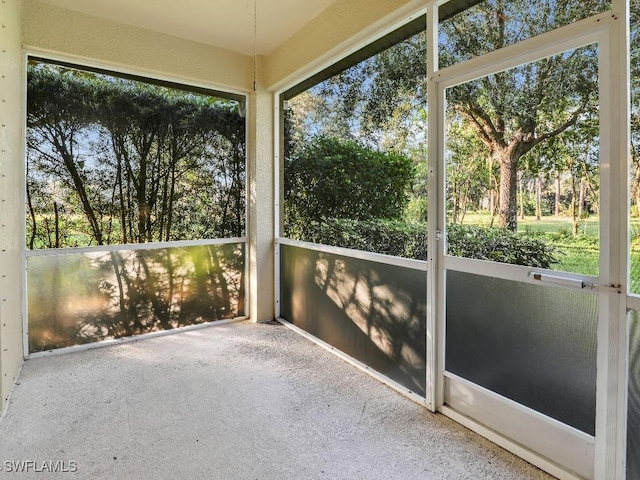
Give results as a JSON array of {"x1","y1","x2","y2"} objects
[
  {"x1": 594, "y1": 1, "x2": 629, "y2": 478},
  {"x1": 0, "y1": 0, "x2": 24, "y2": 413},
  {"x1": 247, "y1": 55, "x2": 275, "y2": 322},
  {"x1": 426, "y1": 1, "x2": 440, "y2": 413},
  {"x1": 273, "y1": 93, "x2": 283, "y2": 319}
]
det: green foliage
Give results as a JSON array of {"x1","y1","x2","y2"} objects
[
  {"x1": 403, "y1": 197, "x2": 428, "y2": 223},
  {"x1": 27, "y1": 62, "x2": 246, "y2": 248},
  {"x1": 287, "y1": 216, "x2": 557, "y2": 268},
  {"x1": 285, "y1": 136, "x2": 414, "y2": 222},
  {"x1": 446, "y1": 224, "x2": 557, "y2": 268},
  {"x1": 287, "y1": 217, "x2": 427, "y2": 260},
  {"x1": 284, "y1": 28, "x2": 427, "y2": 160},
  {"x1": 439, "y1": 0, "x2": 608, "y2": 67}
]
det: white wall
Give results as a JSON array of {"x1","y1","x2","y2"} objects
[
  {"x1": 248, "y1": 57, "x2": 275, "y2": 322},
  {"x1": 0, "y1": 0, "x2": 25, "y2": 413}
]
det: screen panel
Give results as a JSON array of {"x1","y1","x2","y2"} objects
[
  {"x1": 27, "y1": 243, "x2": 245, "y2": 352},
  {"x1": 27, "y1": 59, "x2": 246, "y2": 250},
  {"x1": 280, "y1": 244, "x2": 427, "y2": 396},
  {"x1": 282, "y1": 24, "x2": 427, "y2": 259},
  {"x1": 444, "y1": 44, "x2": 600, "y2": 277},
  {"x1": 446, "y1": 270, "x2": 597, "y2": 434}
]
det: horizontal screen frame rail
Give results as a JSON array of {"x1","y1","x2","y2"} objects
[
  {"x1": 26, "y1": 237, "x2": 247, "y2": 257},
  {"x1": 443, "y1": 254, "x2": 600, "y2": 290},
  {"x1": 277, "y1": 237, "x2": 427, "y2": 271},
  {"x1": 443, "y1": 371, "x2": 596, "y2": 441},
  {"x1": 27, "y1": 316, "x2": 249, "y2": 359}
]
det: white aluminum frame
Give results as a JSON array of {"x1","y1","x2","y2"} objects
[
  {"x1": 25, "y1": 236, "x2": 247, "y2": 257},
  {"x1": 444, "y1": 372, "x2": 595, "y2": 480},
  {"x1": 426, "y1": 0, "x2": 440, "y2": 414},
  {"x1": 433, "y1": 5, "x2": 629, "y2": 479},
  {"x1": 276, "y1": 237, "x2": 427, "y2": 271},
  {"x1": 27, "y1": 316, "x2": 245, "y2": 360},
  {"x1": 628, "y1": 295, "x2": 640, "y2": 311},
  {"x1": 273, "y1": 93, "x2": 283, "y2": 320}
]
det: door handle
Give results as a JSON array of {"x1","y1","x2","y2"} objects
[{"x1": 528, "y1": 272, "x2": 622, "y2": 294}]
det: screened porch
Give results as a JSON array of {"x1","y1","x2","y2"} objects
[{"x1": 0, "y1": 1, "x2": 639, "y2": 479}]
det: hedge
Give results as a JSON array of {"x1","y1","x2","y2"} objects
[{"x1": 285, "y1": 217, "x2": 557, "y2": 269}]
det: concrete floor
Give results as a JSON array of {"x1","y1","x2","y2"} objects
[{"x1": 0, "y1": 321, "x2": 554, "y2": 480}]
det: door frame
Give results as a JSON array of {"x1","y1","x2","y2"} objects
[{"x1": 427, "y1": 10, "x2": 628, "y2": 480}]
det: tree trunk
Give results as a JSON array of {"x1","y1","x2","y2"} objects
[
  {"x1": 497, "y1": 150, "x2": 518, "y2": 231},
  {"x1": 117, "y1": 157, "x2": 128, "y2": 244},
  {"x1": 536, "y1": 175, "x2": 542, "y2": 221},
  {"x1": 571, "y1": 177, "x2": 579, "y2": 237},
  {"x1": 555, "y1": 174, "x2": 561, "y2": 217},
  {"x1": 489, "y1": 189, "x2": 497, "y2": 227},
  {"x1": 53, "y1": 201, "x2": 60, "y2": 248},
  {"x1": 488, "y1": 155, "x2": 496, "y2": 223},
  {"x1": 26, "y1": 181, "x2": 37, "y2": 250},
  {"x1": 634, "y1": 166, "x2": 640, "y2": 220},
  {"x1": 60, "y1": 150, "x2": 103, "y2": 245},
  {"x1": 460, "y1": 181, "x2": 469, "y2": 224},
  {"x1": 137, "y1": 157, "x2": 148, "y2": 244},
  {"x1": 518, "y1": 173, "x2": 525, "y2": 220},
  {"x1": 578, "y1": 179, "x2": 586, "y2": 218}
]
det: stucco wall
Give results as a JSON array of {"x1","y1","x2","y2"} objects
[
  {"x1": 0, "y1": 0, "x2": 25, "y2": 413},
  {"x1": 248, "y1": 58, "x2": 275, "y2": 321}
]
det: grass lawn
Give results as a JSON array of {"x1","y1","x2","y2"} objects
[
  {"x1": 457, "y1": 212, "x2": 640, "y2": 292},
  {"x1": 461, "y1": 212, "x2": 599, "y2": 236}
]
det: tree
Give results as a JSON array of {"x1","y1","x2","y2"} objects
[
  {"x1": 446, "y1": 51, "x2": 597, "y2": 231},
  {"x1": 446, "y1": 117, "x2": 493, "y2": 224},
  {"x1": 287, "y1": 1, "x2": 605, "y2": 231},
  {"x1": 27, "y1": 65, "x2": 106, "y2": 244},
  {"x1": 539, "y1": 121, "x2": 599, "y2": 235},
  {"x1": 440, "y1": 0, "x2": 601, "y2": 230},
  {"x1": 286, "y1": 29, "x2": 427, "y2": 161},
  {"x1": 26, "y1": 62, "x2": 246, "y2": 248}
]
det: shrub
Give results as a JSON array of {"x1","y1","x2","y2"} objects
[
  {"x1": 404, "y1": 197, "x2": 428, "y2": 223},
  {"x1": 286, "y1": 217, "x2": 557, "y2": 268},
  {"x1": 447, "y1": 224, "x2": 557, "y2": 268},
  {"x1": 284, "y1": 136, "x2": 414, "y2": 221},
  {"x1": 286, "y1": 217, "x2": 427, "y2": 260}
]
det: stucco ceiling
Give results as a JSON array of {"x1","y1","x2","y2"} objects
[{"x1": 37, "y1": 0, "x2": 339, "y2": 56}]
